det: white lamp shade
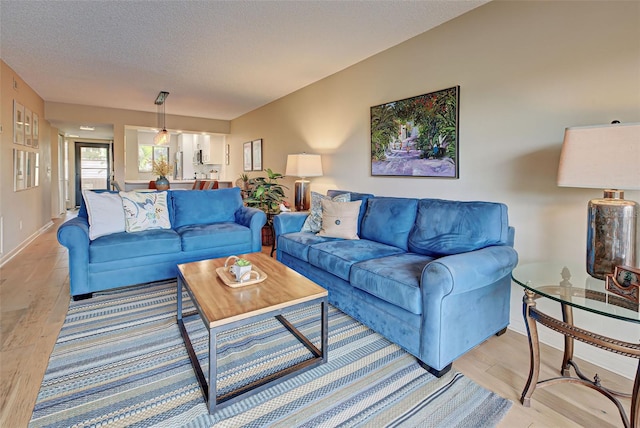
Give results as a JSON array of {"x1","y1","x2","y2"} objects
[
  {"x1": 285, "y1": 153, "x2": 323, "y2": 178},
  {"x1": 557, "y1": 122, "x2": 640, "y2": 190}
]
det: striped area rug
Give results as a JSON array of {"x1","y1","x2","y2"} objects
[{"x1": 30, "y1": 281, "x2": 511, "y2": 427}]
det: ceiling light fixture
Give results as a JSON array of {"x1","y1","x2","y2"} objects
[
  {"x1": 79, "y1": 125, "x2": 95, "y2": 131},
  {"x1": 153, "y1": 91, "x2": 170, "y2": 145}
]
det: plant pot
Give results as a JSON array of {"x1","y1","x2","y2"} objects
[
  {"x1": 155, "y1": 176, "x2": 170, "y2": 191},
  {"x1": 261, "y1": 225, "x2": 274, "y2": 246}
]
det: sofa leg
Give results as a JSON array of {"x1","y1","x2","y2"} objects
[
  {"x1": 417, "y1": 360, "x2": 452, "y2": 378},
  {"x1": 72, "y1": 293, "x2": 93, "y2": 301},
  {"x1": 495, "y1": 327, "x2": 507, "y2": 337}
]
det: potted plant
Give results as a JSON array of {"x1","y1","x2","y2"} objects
[
  {"x1": 244, "y1": 169, "x2": 287, "y2": 245},
  {"x1": 152, "y1": 157, "x2": 173, "y2": 190}
]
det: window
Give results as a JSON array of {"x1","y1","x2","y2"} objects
[{"x1": 138, "y1": 145, "x2": 169, "y2": 173}]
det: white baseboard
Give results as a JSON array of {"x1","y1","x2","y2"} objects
[{"x1": 0, "y1": 221, "x2": 54, "y2": 267}]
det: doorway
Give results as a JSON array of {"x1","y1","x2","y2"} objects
[{"x1": 74, "y1": 142, "x2": 112, "y2": 206}]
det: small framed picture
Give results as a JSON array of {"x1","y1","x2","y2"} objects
[
  {"x1": 33, "y1": 113, "x2": 39, "y2": 149},
  {"x1": 606, "y1": 265, "x2": 640, "y2": 303},
  {"x1": 243, "y1": 141, "x2": 253, "y2": 171},
  {"x1": 252, "y1": 139, "x2": 262, "y2": 171},
  {"x1": 13, "y1": 100, "x2": 24, "y2": 145},
  {"x1": 24, "y1": 107, "x2": 33, "y2": 147}
]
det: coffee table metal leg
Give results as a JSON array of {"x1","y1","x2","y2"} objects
[
  {"x1": 521, "y1": 289, "x2": 540, "y2": 407},
  {"x1": 321, "y1": 301, "x2": 328, "y2": 363},
  {"x1": 208, "y1": 329, "x2": 217, "y2": 414}
]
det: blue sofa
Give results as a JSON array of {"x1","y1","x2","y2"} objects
[
  {"x1": 274, "y1": 190, "x2": 518, "y2": 376},
  {"x1": 58, "y1": 187, "x2": 266, "y2": 299}
]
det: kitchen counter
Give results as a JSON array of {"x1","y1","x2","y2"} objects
[{"x1": 124, "y1": 180, "x2": 232, "y2": 191}]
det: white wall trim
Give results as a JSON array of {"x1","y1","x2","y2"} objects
[{"x1": 0, "y1": 220, "x2": 54, "y2": 268}]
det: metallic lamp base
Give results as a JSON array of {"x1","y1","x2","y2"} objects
[
  {"x1": 587, "y1": 190, "x2": 638, "y2": 279},
  {"x1": 294, "y1": 180, "x2": 311, "y2": 211}
]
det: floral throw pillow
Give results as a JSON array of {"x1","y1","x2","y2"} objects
[
  {"x1": 301, "y1": 192, "x2": 350, "y2": 233},
  {"x1": 119, "y1": 191, "x2": 171, "y2": 232}
]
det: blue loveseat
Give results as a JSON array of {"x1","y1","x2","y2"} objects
[
  {"x1": 274, "y1": 190, "x2": 518, "y2": 376},
  {"x1": 58, "y1": 187, "x2": 266, "y2": 299}
]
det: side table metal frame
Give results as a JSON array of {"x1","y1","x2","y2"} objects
[
  {"x1": 177, "y1": 275, "x2": 329, "y2": 414},
  {"x1": 521, "y1": 288, "x2": 640, "y2": 427}
]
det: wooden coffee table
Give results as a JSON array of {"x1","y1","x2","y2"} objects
[{"x1": 176, "y1": 252, "x2": 328, "y2": 414}]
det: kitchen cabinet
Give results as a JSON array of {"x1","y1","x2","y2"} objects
[{"x1": 196, "y1": 134, "x2": 225, "y2": 164}]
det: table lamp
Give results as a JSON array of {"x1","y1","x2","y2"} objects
[
  {"x1": 557, "y1": 122, "x2": 640, "y2": 279},
  {"x1": 285, "y1": 153, "x2": 323, "y2": 211}
]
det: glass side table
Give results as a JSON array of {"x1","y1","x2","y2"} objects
[{"x1": 512, "y1": 263, "x2": 640, "y2": 428}]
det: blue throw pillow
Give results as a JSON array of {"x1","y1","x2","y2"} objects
[
  {"x1": 408, "y1": 198, "x2": 509, "y2": 257},
  {"x1": 171, "y1": 188, "x2": 242, "y2": 228},
  {"x1": 360, "y1": 197, "x2": 418, "y2": 251}
]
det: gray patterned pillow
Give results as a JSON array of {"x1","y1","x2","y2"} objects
[{"x1": 301, "y1": 192, "x2": 350, "y2": 233}]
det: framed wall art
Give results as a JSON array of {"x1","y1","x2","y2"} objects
[
  {"x1": 370, "y1": 85, "x2": 460, "y2": 178},
  {"x1": 252, "y1": 139, "x2": 262, "y2": 171},
  {"x1": 33, "y1": 112, "x2": 39, "y2": 149},
  {"x1": 13, "y1": 100, "x2": 24, "y2": 145},
  {"x1": 24, "y1": 107, "x2": 33, "y2": 147},
  {"x1": 243, "y1": 141, "x2": 253, "y2": 171}
]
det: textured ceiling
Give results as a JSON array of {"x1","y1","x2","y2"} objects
[{"x1": 1, "y1": 0, "x2": 486, "y2": 129}]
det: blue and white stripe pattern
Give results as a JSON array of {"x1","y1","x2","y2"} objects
[{"x1": 30, "y1": 281, "x2": 511, "y2": 427}]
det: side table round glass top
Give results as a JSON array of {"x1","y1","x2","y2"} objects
[{"x1": 511, "y1": 263, "x2": 640, "y2": 428}]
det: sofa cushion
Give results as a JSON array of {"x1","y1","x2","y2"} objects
[
  {"x1": 277, "y1": 232, "x2": 339, "y2": 262},
  {"x1": 82, "y1": 190, "x2": 126, "y2": 240},
  {"x1": 301, "y1": 192, "x2": 350, "y2": 233},
  {"x1": 171, "y1": 188, "x2": 242, "y2": 228},
  {"x1": 360, "y1": 197, "x2": 418, "y2": 251},
  {"x1": 176, "y1": 223, "x2": 251, "y2": 252},
  {"x1": 408, "y1": 199, "x2": 510, "y2": 257},
  {"x1": 89, "y1": 229, "x2": 181, "y2": 263},
  {"x1": 317, "y1": 199, "x2": 362, "y2": 239},
  {"x1": 308, "y1": 239, "x2": 405, "y2": 281},
  {"x1": 120, "y1": 191, "x2": 171, "y2": 232},
  {"x1": 350, "y1": 253, "x2": 435, "y2": 315},
  {"x1": 327, "y1": 190, "x2": 374, "y2": 235}
]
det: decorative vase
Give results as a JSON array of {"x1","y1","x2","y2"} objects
[{"x1": 155, "y1": 176, "x2": 170, "y2": 191}]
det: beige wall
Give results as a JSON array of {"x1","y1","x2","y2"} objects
[
  {"x1": 1, "y1": 60, "x2": 54, "y2": 263},
  {"x1": 228, "y1": 1, "x2": 640, "y2": 378}
]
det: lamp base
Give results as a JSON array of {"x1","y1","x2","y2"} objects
[
  {"x1": 587, "y1": 190, "x2": 638, "y2": 279},
  {"x1": 294, "y1": 180, "x2": 311, "y2": 211}
]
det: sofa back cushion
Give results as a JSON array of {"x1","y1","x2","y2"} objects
[
  {"x1": 171, "y1": 188, "x2": 243, "y2": 228},
  {"x1": 326, "y1": 190, "x2": 374, "y2": 234},
  {"x1": 408, "y1": 198, "x2": 510, "y2": 257},
  {"x1": 360, "y1": 197, "x2": 418, "y2": 251}
]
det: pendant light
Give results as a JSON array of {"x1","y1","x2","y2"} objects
[{"x1": 153, "y1": 91, "x2": 170, "y2": 145}]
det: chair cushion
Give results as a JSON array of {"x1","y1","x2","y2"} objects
[
  {"x1": 360, "y1": 197, "x2": 418, "y2": 251},
  {"x1": 350, "y1": 253, "x2": 434, "y2": 315},
  {"x1": 277, "y1": 232, "x2": 337, "y2": 262},
  {"x1": 89, "y1": 229, "x2": 181, "y2": 263},
  {"x1": 408, "y1": 199, "x2": 510, "y2": 257},
  {"x1": 176, "y1": 223, "x2": 251, "y2": 252},
  {"x1": 171, "y1": 188, "x2": 242, "y2": 228},
  {"x1": 308, "y1": 239, "x2": 405, "y2": 281}
]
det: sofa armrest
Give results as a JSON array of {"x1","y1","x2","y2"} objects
[
  {"x1": 57, "y1": 217, "x2": 91, "y2": 296},
  {"x1": 421, "y1": 245, "x2": 519, "y2": 298},
  {"x1": 235, "y1": 206, "x2": 267, "y2": 252},
  {"x1": 273, "y1": 212, "x2": 309, "y2": 237}
]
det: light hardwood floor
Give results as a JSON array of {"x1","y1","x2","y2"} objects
[{"x1": 0, "y1": 214, "x2": 634, "y2": 427}]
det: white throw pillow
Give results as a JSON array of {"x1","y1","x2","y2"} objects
[
  {"x1": 317, "y1": 199, "x2": 362, "y2": 240},
  {"x1": 119, "y1": 191, "x2": 171, "y2": 232},
  {"x1": 301, "y1": 192, "x2": 350, "y2": 233},
  {"x1": 82, "y1": 190, "x2": 126, "y2": 240}
]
